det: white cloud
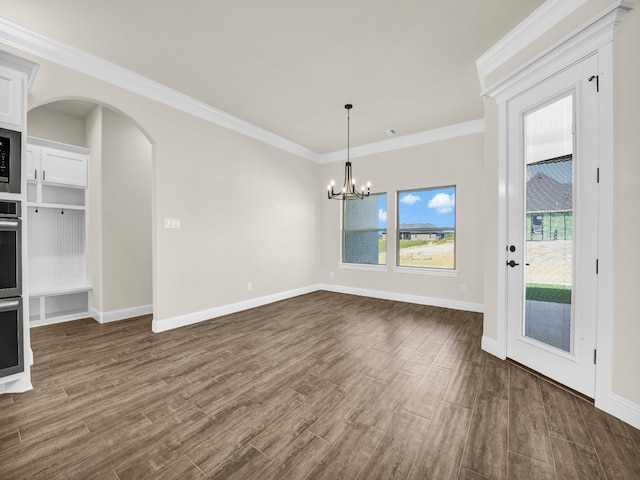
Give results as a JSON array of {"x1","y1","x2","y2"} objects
[
  {"x1": 379, "y1": 209, "x2": 387, "y2": 222},
  {"x1": 427, "y1": 193, "x2": 455, "y2": 214},
  {"x1": 400, "y1": 193, "x2": 421, "y2": 206}
]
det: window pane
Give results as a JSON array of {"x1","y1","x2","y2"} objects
[
  {"x1": 398, "y1": 187, "x2": 455, "y2": 269},
  {"x1": 344, "y1": 195, "x2": 385, "y2": 229},
  {"x1": 342, "y1": 193, "x2": 387, "y2": 265},
  {"x1": 344, "y1": 230, "x2": 386, "y2": 265}
]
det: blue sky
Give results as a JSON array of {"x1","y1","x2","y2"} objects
[
  {"x1": 398, "y1": 187, "x2": 455, "y2": 227},
  {"x1": 378, "y1": 194, "x2": 387, "y2": 228}
]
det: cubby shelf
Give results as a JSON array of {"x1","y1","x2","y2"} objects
[{"x1": 26, "y1": 138, "x2": 91, "y2": 327}]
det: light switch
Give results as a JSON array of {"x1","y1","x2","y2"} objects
[{"x1": 164, "y1": 218, "x2": 181, "y2": 229}]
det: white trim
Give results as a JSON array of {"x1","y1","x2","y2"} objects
[
  {"x1": 30, "y1": 311, "x2": 89, "y2": 328},
  {"x1": 0, "y1": 18, "x2": 485, "y2": 164},
  {"x1": 609, "y1": 394, "x2": 640, "y2": 430},
  {"x1": 27, "y1": 136, "x2": 90, "y2": 155},
  {"x1": 91, "y1": 304, "x2": 153, "y2": 324},
  {"x1": 152, "y1": 285, "x2": 320, "y2": 333},
  {"x1": 593, "y1": 35, "x2": 616, "y2": 415},
  {"x1": 481, "y1": 335, "x2": 506, "y2": 359},
  {"x1": 476, "y1": 0, "x2": 589, "y2": 89},
  {"x1": 0, "y1": 375, "x2": 32, "y2": 394},
  {"x1": 339, "y1": 263, "x2": 387, "y2": 272},
  {"x1": 482, "y1": 1, "x2": 633, "y2": 101},
  {"x1": 318, "y1": 119, "x2": 485, "y2": 164},
  {"x1": 320, "y1": 283, "x2": 483, "y2": 313},
  {"x1": 392, "y1": 266, "x2": 458, "y2": 277},
  {"x1": 152, "y1": 283, "x2": 483, "y2": 333}
]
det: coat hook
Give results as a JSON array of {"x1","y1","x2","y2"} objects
[{"x1": 61, "y1": 209, "x2": 64, "y2": 215}]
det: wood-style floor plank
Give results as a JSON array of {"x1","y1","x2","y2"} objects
[
  {"x1": 461, "y1": 393, "x2": 508, "y2": 479},
  {"x1": 355, "y1": 410, "x2": 431, "y2": 480},
  {"x1": 1, "y1": 291, "x2": 638, "y2": 480},
  {"x1": 508, "y1": 364, "x2": 554, "y2": 465},
  {"x1": 407, "y1": 400, "x2": 473, "y2": 480}
]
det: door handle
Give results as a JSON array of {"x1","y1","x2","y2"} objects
[{"x1": 506, "y1": 260, "x2": 520, "y2": 267}]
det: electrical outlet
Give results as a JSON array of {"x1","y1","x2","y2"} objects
[
  {"x1": 247, "y1": 282, "x2": 252, "y2": 291},
  {"x1": 460, "y1": 284, "x2": 467, "y2": 293},
  {"x1": 329, "y1": 271, "x2": 334, "y2": 279}
]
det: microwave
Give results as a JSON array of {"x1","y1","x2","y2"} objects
[{"x1": 0, "y1": 127, "x2": 22, "y2": 194}]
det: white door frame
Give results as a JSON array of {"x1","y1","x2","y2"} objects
[{"x1": 482, "y1": 4, "x2": 629, "y2": 414}]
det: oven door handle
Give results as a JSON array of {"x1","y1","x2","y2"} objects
[
  {"x1": 0, "y1": 219, "x2": 19, "y2": 228},
  {"x1": 0, "y1": 298, "x2": 20, "y2": 310}
]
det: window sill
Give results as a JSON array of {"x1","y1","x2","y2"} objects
[
  {"x1": 339, "y1": 263, "x2": 388, "y2": 272},
  {"x1": 393, "y1": 266, "x2": 458, "y2": 277}
]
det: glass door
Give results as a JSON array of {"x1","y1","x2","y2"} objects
[{"x1": 506, "y1": 55, "x2": 598, "y2": 397}]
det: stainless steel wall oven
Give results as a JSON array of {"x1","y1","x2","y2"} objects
[
  {"x1": 0, "y1": 127, "x2": 22, "y2": 194},
  {"x1": 0, "y1": 199, "x2": 23, "y2": 378}
]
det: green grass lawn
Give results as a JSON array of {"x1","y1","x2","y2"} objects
[{"x1": 526, "y1": 283, "x2": 572, "y2": 304}]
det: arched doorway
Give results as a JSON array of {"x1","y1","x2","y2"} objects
[{"x1": 27, "y1": 99, "x2": 153, "y2": 326}]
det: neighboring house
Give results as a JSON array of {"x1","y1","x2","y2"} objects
[{"x1": 526, "y1": 158, "x2": 573, "y2": 241}]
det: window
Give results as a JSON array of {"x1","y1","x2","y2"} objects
[
  {"x1": 342, "y1": 193, "x2": 387, "y2": 265},
  {"x1": 397, "y1": 186, "x2": 456, "y2": 269}
]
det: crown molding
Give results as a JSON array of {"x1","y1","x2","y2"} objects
[
  {"x1": 0, "y1": 17, "x2": 485, "y2": 164},
  {"x1": 482, "y1": 0, "x2": 634, "y2": 101},
  {"x1": 0, "y1": 17, "x2": 322, "y2": 162},
  {"x1": 0, "y1": 48, "x2": 39, "y2": 89},
  {"x1": 318, "y1": 119, "x2": 485, "y2": 164},
  {"x1": 476, "y1": 0, "x2": 589, "y2": 89}
]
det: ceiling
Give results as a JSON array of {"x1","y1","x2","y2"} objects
[{"x1": 1, "y1": 1, "x2": 545, "y2": 153}]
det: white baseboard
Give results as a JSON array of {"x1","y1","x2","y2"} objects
[
  {"x1": 608, "y1": 393, "x2": 640, "y2": 430},
  {"x1": 318, "y1": 283, "x2": 484, "y2": 313},
  {"x1": 152, "y1": 283, "x2": 484, "y2": 333},
  {"x1": 481, "y1": 335, "x2": 506, "y2": 359},
  {"x1": 91, "y1": 304, "x2": 153, "y2": 324},
  {"x1": 152, "y1": 286, "x2": 321, "y2": 333},
  {"x1": 30, "y1": 311, "x2": 90, "y2": 328}
]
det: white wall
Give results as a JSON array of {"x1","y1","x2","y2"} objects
[
  {"x1": 101, "y1": 107, "x2": 152, "y2": 312},
  {"x1": 27, "y1": 106, "x2": 86, "y2": 147},
  {"x1": 612, "y1": 3, "x2": 640, "y2": 409},
  {"x1": 320, "y1": 133, "x2": 484, "y2": 309}
]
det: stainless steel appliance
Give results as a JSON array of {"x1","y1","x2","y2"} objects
[
  {"x1": 0, "y1": 297, "x2": 23, "y2": 377},
  {"x1": 0, "y1": 200, "x2": 21, "y2": 298},
  {"x1": 0, "y1": 199, "x2": 23, "y2": 378},
  {"x1": 0, "y1": 127, "x2": 22, "y2": 194}
]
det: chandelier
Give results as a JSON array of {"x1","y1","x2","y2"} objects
[{"x1": 327, "y1": 104, "x2": 371, "y2": 200}]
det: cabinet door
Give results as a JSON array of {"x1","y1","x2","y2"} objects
[
  {"x1": 25, "y1": 144, "x2": 40, "y2": 182},
  {"x1": 0, "y1": 65, "x2": 23, "y2": 127},
  {"x1": 41, "y1": 148, "x2": 88, "y2": 187}
]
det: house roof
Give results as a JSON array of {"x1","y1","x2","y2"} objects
[{"x1": 527, "y1": 172, "x2": 572, "y2": 212}]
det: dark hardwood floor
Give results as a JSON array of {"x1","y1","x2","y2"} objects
[{"x1": 1, "y1": 291, "x2": 639, "y2": 479}]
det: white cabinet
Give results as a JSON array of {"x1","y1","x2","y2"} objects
[
  {"x1": 0, "y1": 63, "x2": 24, "y2": 127},
  {"x1": 26, "y1": 142, "x2": 88, "y2": 187},
  {"x1": 0, "y1": 51, "x2": 37, "y2": 130},
  {"x1": 26, "y1": 138, "x2": 91, "y2": 327}
]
